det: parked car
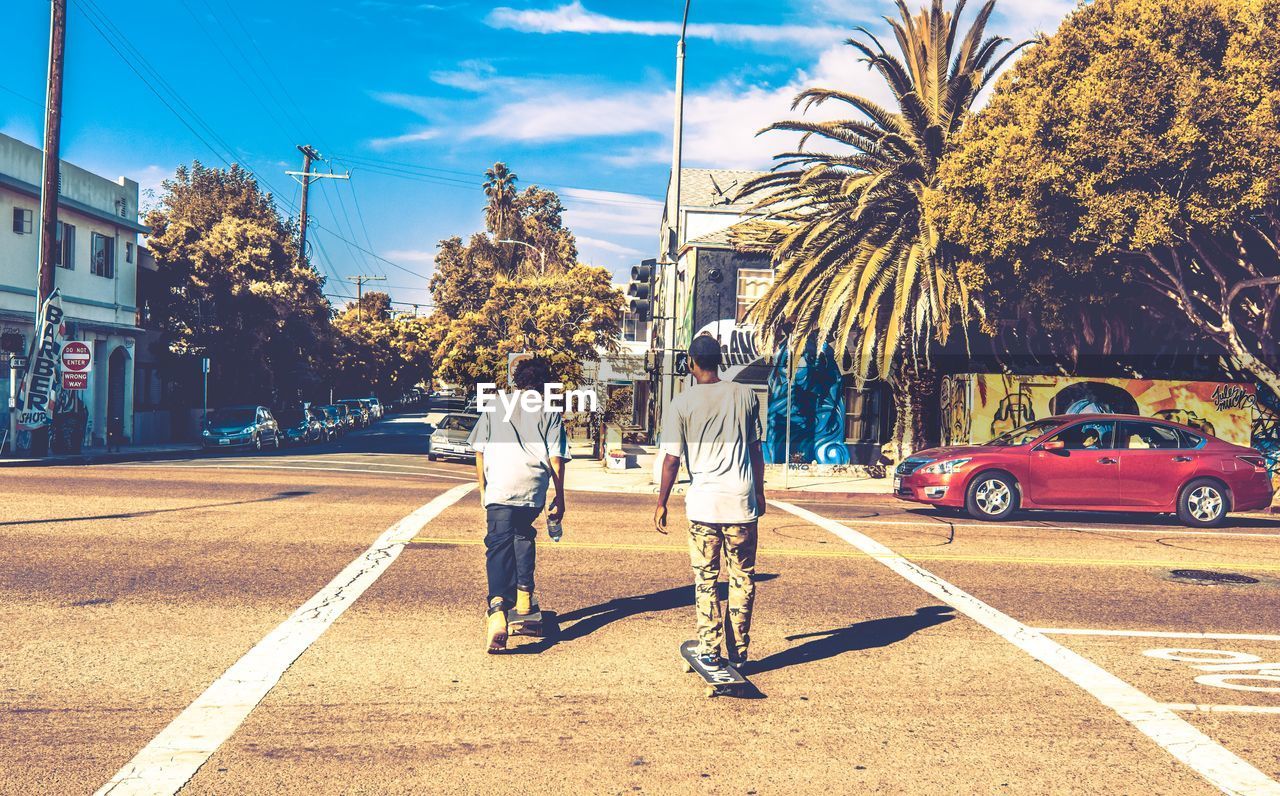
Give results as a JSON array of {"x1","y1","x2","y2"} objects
[
  {"x1": 895, "y1": 414, "x2": 1275, "y2": 527},
  {"x1": 277, "y1": 407, "x2": 325, "y2": 445},
  {"x1": 358, "y1": 397, "x2": 380, "y2": 421},
  {"x1": 316, "y1": 405, "x2": 343, "y2": 439},
  {"x1": 428, "y1": 413, "x2": 479, "y2": 462},
  {"x1": 338, "y1": 399, "x2": 370, "y2": 428},
  {"x1": 202, "y1": 405, "x2": 281, "y2": 452}
]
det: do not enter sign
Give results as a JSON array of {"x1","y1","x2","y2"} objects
[{"x1": 61, "y1": 341, "x2": 92, "y2": 390}]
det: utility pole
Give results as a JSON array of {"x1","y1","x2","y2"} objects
[
  {"x1": 36, "y1": 0, "x2": 66, "y2": 306},
  {"x1": 346, "y1": 275, "x2": 386, "y2": 321},
  {"x1": 286, "y1": 145, "x2": 348, "y2": 267}
]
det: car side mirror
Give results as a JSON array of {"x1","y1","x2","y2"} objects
[{"x1": 1042, "y1": 440, "x2": 1067, "y2": 454}]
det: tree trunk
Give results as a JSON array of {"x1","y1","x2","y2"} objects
[{"x1": 888, "y1": 361, "x2": 940, "y2": 463}]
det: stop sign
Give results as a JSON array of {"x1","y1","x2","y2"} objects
[{"x1": 61, "y1": 341, "x2": 92, "y2": 372}]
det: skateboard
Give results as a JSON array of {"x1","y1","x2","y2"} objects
[
  {"x1": 507, "y1": 607, "x2": 544, "y2": 638},
  {"x1": 679, "y1": 640, "x2": 748, "y2": 698}
]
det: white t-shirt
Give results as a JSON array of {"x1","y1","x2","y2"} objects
[
  {"x1": 659, "y1": 380, "x2": 763, "y2": 523},
  {"x1": 467, "y1": 392, "x2": 568, "y2": 508}
]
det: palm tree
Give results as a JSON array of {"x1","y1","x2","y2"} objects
[
  {"x1": 737, "y1": 0, "x2": 1028, "y2": 456},
  {"x1": 483, "y1": 162, "x2": 521, "y2": 273}
]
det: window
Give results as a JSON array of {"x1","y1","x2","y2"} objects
[
  {"x1": 844, "y1": 382, "x2": 890, "y2": 444},
  {"x1": 56, "y1": 222, "x2": 75, "y2": 270},
  {"x1": 736, "y1": 268, "x2": 774, "y2": 322},
  {"x1": 90, "y1": 233, "x2": 114, "y2": 278},
  {"x1": 1117, "y1": 421, "x2": 1182, "y2": 450},
  {"x1": 1044, "y1": 421, "x2": 1117, "y2": 450},
  {"x1": 12, "y1": 208, "x2": 32, "y2": 235},
  {"x1": 621, "y1": 311, "x2": 650, "y2": 343},
  {"x1": 125, "y1": 241, "x2": 133, "y2": 263}
]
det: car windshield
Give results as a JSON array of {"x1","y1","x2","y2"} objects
[
  {"x1": 439, "y1": 414, "x2": 477, "y2": 432},
  {"x1": 208, "y1": 408, "x2": 254, "y2": 426},
  {"x1": 984, "y1": 419, "x2": 1064, "y2": 447},
  {"x1": 275, "y1": 409, "x2": 303, "y2": 426}
]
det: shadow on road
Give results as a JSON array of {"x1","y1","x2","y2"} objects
[
  {"x1": 0, "y1": 490, "x2": 313, "y2": 528},
  {"x1": 504, "y1": 574, "x2": 781, "y2": 656},
  {"x1": 746, "y1": 606, "x2": 955, "y2": 676}
]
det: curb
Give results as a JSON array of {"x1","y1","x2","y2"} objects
[{"x1": 0, "y1": 447, "x2": 203, "y2": 468}]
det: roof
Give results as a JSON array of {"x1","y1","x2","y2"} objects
[
  {"x1": 683, "y1": 216, "x2": 778, "y2": 252},
  {"x1": 678, "y1": 168, "x2": 770, "y2": 210}
]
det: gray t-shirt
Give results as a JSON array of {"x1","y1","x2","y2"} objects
[
  {"x1": 467, "y1": 393, "x2": 569, "y2": 508},
  {"x1": 659, "y1": 380, "x2": 763, "y2": 523}
]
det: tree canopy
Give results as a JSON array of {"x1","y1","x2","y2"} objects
[
  {"x1": 936, "y1": 0, "x2": 1280, "y2": 389},
  {"x1": 145, "y1": 162, "x2": 334, "y2": 406}
]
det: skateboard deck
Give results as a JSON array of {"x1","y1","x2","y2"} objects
[
  {"x1": 679, "y1": 640, "x2": 748, "y2": 697},
  {"x1": 508, "y1": 608, "x2": 544, "y2": 637}
]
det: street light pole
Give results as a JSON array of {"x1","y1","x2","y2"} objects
[
  {"x1": 663, "y1": 0, "x2": 691, "y2": 409},
  {"x1": 497, "y1": 239, "x2": 547, "y2": 273}
]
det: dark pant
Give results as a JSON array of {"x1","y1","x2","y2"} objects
[{"x1": 485, "y1": 504, "x2": 540, "y2": 607}]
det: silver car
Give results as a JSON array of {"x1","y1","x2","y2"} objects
[{"x1": 428, "y1": 413, "x2": 479, "y2": 461}]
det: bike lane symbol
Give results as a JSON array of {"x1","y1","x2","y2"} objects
[{"x1": 1145, "y1": 648, "x2": 1280, "y2": 693}]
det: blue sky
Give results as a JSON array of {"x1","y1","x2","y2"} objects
[{"x1": 2, "y1": 0, "x2": 1072, "y2": 308}]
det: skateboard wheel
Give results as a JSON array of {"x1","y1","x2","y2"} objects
[
  {"x1": 704, "y1": 687, "x2": 717, "y2": 698},
  {"x1": 683, "y1": 663, "x2": 694, "y2": 673}
]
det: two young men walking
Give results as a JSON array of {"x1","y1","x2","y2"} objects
[{"x1": 471, "y1": 336, "x2": 765, "y2": 670}]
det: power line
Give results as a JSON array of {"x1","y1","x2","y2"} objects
[{"x1": 0, "y1": 82, "x2": 41, "y2": 106}]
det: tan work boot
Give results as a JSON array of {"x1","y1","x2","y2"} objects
[
  {"x1": 485, "y1": 599, "x2": 508, "y2": 653},
  {"x1": 514, "y1": 587, "x2": 536, "y2": 616}
]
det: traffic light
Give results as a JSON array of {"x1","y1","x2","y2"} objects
[{"x1": 626, "y1": 258, "x2": 657, "y2": 319}]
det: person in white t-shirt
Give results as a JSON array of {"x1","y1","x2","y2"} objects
[
  {"x1": 468, "y1": 358, "x2": 568, "y2": 653},
  {"x1": 655, "y1": 334, "x2": 766, "y2": 670}
]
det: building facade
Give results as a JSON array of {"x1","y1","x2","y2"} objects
[{"x1": 0, "y1": 133, "x2": 144, "y2": 450}]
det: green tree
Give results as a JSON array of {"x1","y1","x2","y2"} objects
[
  {"x1": 484, "y1": 162, "x2": 521, "y2": 273},
  {"x1": 145, "y1": 162, "x2": 334, "y2": 406},
  {"x1": 431, "y1": 265, "x2": 624, "y2": 388},
  {"x1": 936, "y1": 0, "x2": 1280, "y2": 394},
  {"x1": 332, "y1": 292, "x2": 433, "y2": 399},
  {"x1": 738, "y1": 0, "x2": 1027, "y2": 455}
]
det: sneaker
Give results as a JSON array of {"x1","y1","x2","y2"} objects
[
  {"x1": 727, "y1": 651, "x2": 748, "y2": 668},
  {"x1": 696, "y1": 652, "x2": 726, "y2": 670},
  {"x1": 485, "y1": 600, "x2": 508, "y2": 653}
]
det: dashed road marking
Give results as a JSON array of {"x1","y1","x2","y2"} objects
[
  {"x1": 772, "y1": 498, "x2": 1280, "y2": 796},
  {"x1": 94, "y1": 482, "x2": 476, "y2": 796},
  {"x1": 1037, "y1": 628, "x2": 1280, "y2": 643}
]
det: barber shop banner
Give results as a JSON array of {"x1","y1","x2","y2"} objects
[{"x1": 16, "y1": 290, "x2": 65, "y2": 431}]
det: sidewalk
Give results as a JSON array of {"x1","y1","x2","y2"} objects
[
  {"x1": 565, "y1": 444, "x2": 894, "y2": 502},
  {"x1": 0, "y1": 442, "x2": 201, "y2": 468}
]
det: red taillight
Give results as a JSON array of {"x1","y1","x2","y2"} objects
[{"x1": 1237, "y1": 455, "x2": 1267, "y2": 472}]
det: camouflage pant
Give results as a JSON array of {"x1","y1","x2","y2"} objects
[{"x1": 687, "y1": 520, "x2": 758, "y2": 658}]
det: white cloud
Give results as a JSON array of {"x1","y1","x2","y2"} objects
[
  {"x1": 385, "y1": 248, "x2": 438, "y2": 265},
  {"x1": 575, "y1": 235, "x2": 643, "y2": 256},
  {"x1": 563, "y1": 189, "x2": 662, "y2": 238},
  {"x1": 487, "y1": 2, "x2": 844, "y2": 47}
]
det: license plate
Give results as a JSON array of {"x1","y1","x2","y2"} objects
[
  {"x1": 893, "y1": 476, "x2": 902, "y2": 491},
  {"x1": 218, "y1": 439, "x2": 230, "y2": 445}
]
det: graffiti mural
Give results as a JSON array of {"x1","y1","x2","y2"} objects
[
  {"x1": 1252, "y1": 385, "x2": 1280, "y2": 488},
  {"x1": 765, "y1": 342, "x2": 850, "y2": 465},
  {"x1": 944, "y1": 374, "x2": 1257, "y2": 448}
]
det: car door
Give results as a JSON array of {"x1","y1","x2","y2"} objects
[
  {"x1": 1027, "y1": 420, "x2": 1120, "y2": 507},
  {"x1": 1115, "y1": 420, "x2": 1197, "y2": 507}
]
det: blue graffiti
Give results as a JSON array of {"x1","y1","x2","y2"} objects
[{"x1": 765, "y1": 341, "x2": 850, "y2": 465}]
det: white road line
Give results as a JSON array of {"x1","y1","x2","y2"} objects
[
  {"x1": 771, "y1": 499, "x2": 1280, "y2": 796},
  {"x1": 95, "y1": 482, "x2": 476, "y2": 796},
  {"x1": 819, "y1": 515, "x2": 1280, "y2": 539},
  {"x1": 1036, "y1": 628, "x2": 1280, "y2": 643},
  {"x1": 116, "y1": 463, "x2": 472, "y2": 481},
  {"x1": 1165, "y1": 704, "x2": 1280, "y2": 716}
]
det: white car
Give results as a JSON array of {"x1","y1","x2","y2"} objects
[{"x1": 428, "y1": 413, "x2": 479, "y2": 462}]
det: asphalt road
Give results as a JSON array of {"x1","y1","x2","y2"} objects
[{"x1": 2, "y1": 416, "x2": 1279, "y2": 794}]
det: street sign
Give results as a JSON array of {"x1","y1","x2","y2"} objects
[
  {"x1": 60, "y1": 340, "x2": 91, "y2": 391},
  {"x1": 201, "y1": 357, "x2": 210, "y2": 374},
  {"x1": 9, "y1": 357, "x2": 27, "y2": 370}
]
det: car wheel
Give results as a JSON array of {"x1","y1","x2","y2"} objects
[
  {"x1": 965, "y1": 472, "x2": 1019, "y2": 521},
  {"x1": 253, "y1": 434, "x2": 263, "y2": 452},
  {"x1": 428, "y1": 453, "x2": 438, "y2": 461},
  {"x1": 1177, "y1": 478, "x2": 1230, "y2": 527},
  {"x1": 274, "y1": 433, "x2": 282, "y2": 450}
]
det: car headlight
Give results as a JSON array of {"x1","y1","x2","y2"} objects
[
  {"x1": 202, "y1": 429, "x2": 211, "y2": 436},
  {"x1": 921, "y1": 457, "x2": 971, "y2": 474},
  {"x1": 243, "y1": 426, "x2": 256, "y2": 434}
]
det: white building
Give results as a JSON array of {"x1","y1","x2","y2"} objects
[{"x1": 0, "y1": 133, "x2": 144, "y2": 448}]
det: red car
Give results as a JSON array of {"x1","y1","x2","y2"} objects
[{"x1": 895, "y1": 414, "x2": 1274, "y2": 527}]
